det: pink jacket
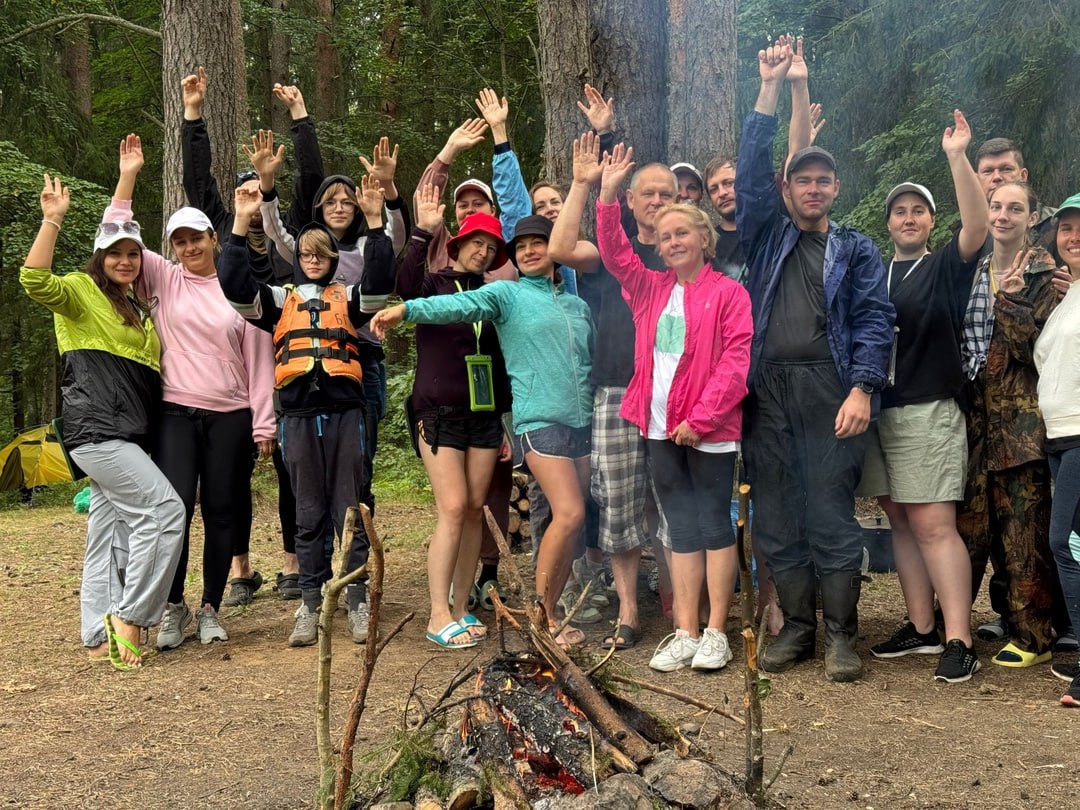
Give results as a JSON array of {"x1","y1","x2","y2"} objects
[
  {"x1": 104, "y1": 199, "x2": 277, "y2": 442},
  {"x1": 595, "y1": 200, "x2": 752, "y2": 442}
]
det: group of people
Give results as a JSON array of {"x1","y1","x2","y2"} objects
[{"x1": 20, "y1": 38, "x2": 1080, "y2": 708}]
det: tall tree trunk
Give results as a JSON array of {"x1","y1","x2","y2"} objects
[
  {"x1": 536, "y1": 0, "x2": 591, "y2": 188},
  {"x1": 62, "y1": 23, "x2": 92, "y2": 122},
  {"x1": 666, "y1": 0, "x2": 736, "y2": 167},
  {"x1": 379, "y1": 0, "x2": 402, "y2": 120},
  {"x1": 161, "y1": 0, "x2": 249, "y2": 234},
  {"x1": 313, "y1": 0, "x2": 339, "y2": 125},
  {"x1": 589, "y1": 0, "x2": 667, "y2": 165},
  {"x1": 254, "y1": 0, "x2": 292, "y2": 134}
]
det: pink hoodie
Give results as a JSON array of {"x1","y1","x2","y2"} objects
[
  {"x1": 104, "y1": 199, "x2": 276, "y2": 442},
  {"x1": 595, "y1": 200, "x2": 752, "y2": 442}
]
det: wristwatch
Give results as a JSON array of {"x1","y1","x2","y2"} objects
[{"x1": 855, "y1": 381, "x2": 874, "y2": 395}]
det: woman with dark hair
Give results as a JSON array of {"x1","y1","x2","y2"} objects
[
  {"x1": 106, "y1": 135, "x2": 276, "y2": 650},
  {"x1": 957, "y1": 179, "x2": 1061, "y2": 668},
  {"x1": 20, "y1": 175, "x2": 185, "y2": 670},
  {"x1": 372, "y1": 215, "x2": 595, "y2": 647},
  {"x1": 396, "y1": 186, "x2": 512, "y2": 647}
]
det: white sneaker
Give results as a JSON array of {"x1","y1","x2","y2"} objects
[
  {"x1": 649, "y1": 630, "x2": 701, "y2": 672},
  {"x1": 692, "y1": 628, "x2": 732, "y2": 670},
  {"x1": 196, "y1": 604, "x2": 228, "y2": 644}
]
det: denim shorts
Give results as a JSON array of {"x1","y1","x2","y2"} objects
[{"x1": 515, "y1": 423, "x2": 591, "y2": 464}]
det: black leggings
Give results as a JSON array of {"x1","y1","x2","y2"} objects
[
  {"x1": 157, "y1": 406, "x2": 255, "y2": 610},
  {"x1": 648, "y1": 440, "x2": 736, "y2": 553}
]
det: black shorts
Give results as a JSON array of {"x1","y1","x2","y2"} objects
[{"x1": 417, "y1": 408, "x2": 503, "y2": 453}]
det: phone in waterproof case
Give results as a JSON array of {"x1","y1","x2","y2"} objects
[{"x1": 466, "y1": 354, "x2": 495, "y2": 412}]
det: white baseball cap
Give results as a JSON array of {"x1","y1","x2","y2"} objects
[
  {"x1": 165, "y1": 207, "x2": 215, "y2": 240},
  {"x1": 453, "y1": 179, "x2": 494, "y2": 204}
]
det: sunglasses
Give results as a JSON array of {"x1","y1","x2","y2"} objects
[
  {"x1": 235, "y1": 170, "x2": 259, "y2": 186},
  {"x1": 97, "y1": 221, "x2": 142, "y2": 237}
]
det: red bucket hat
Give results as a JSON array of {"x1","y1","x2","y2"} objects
[{"x1": 447, "y1": 212, "x2": 507, "y2": 269}]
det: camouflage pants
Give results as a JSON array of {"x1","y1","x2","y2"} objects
[{"x1": 957, "y1": 459, "x2": 1056, "y2": 652}]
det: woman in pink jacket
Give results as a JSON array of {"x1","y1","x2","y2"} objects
[
  {"x1": 596, "y1": 145, "x2": 753, "y2": 674},
  {"x1": 108, "y1": 135, "x2": 276, "y2": 648}
]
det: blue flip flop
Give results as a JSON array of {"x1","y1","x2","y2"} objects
[
  {"x1": 459, "y1": 612, "x2": 487, "y2": 639},
  {"x1": 426, "y1": 621, "x2": 478, "y2": 649}
]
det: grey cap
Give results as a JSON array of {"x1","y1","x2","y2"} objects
[{"x1": 786, "y1": 146, "x2": 837, "y2": 179}]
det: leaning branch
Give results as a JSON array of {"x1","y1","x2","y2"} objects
[{"x1": 0, "y1": 14, "x2": 161, "y2": 47}]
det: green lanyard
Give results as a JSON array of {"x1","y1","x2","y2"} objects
[{"x1": 454, "y1": 279, "x2": 483, "y2": 353}]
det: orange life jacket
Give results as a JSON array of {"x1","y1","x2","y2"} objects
[{"x1": 273, "y1": 284, "x2": 362, "y2": 389}]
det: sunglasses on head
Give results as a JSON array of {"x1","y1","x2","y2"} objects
[
  {"x1": 236, "y1": 170, "x2": 259, "y2": 186},
  {"x1": 97, "y1": 221, "x2": 142, "y2": 236}
]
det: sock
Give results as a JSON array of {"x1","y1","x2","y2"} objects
[
  {"x1": 301, "y1": 589, "x2": 322, "y2": 613},
  {"x1": 478, "y1": 563, "x2": 499, "y2": 586},
  {"x1": 347, "y1": 583, "x2": 367, "y2": 611}
]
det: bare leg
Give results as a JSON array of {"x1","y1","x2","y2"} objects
[
  {"x1": 450, "y1": 447, "x2": 499, "y2": 633},
  {"x1": 281, "y1": 551, "x2": 299, "y2": 576},
  {"x1": 906, "y1": 501, "x2": 973, "y2": 645},
  {"x1": 229, "y1": 553, "x2": 255, "y2": 580},
  {"x1": 530, "y1": 453, "x2": 589, "y2": 619},
  {"x1": 705, "y1": 546, "x2": 739, "y2": 630},
  {"x1": 880, "y1": 496, "x2": 937, "y2": 633},
  {"x1": 670, "y1": 549, "x2": 704, "y2": 637}
]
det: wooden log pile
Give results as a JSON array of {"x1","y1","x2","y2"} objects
[{"x1": 506, "y1": 471, "x2": 532, "y2": 549}]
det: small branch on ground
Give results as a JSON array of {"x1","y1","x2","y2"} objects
[{"x1": 606, "y1": 673, "x2": 745, "y2": 727}]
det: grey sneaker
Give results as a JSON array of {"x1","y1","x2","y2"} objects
[
  {"x1": 558, "y1": 582, "x2": 602, "y2": 623},
  {"x1": 572, "y1": 557, "x2": 610, "y2": 608},
  {"x1": 289, "y1": 604, "x2": 319, "y2": 647},
  {"x1": 692, "y1": 628, "x2": 733, "y2": 671},
  {"x1": 196, "y1": 604, "x2": 228, "y2": 644},
  {"x1": 156, "y1": 601, "x2": 192, "y2": 650},
  {"x1": 348, "y1": 602, "x2": 370, "y2": 644}
]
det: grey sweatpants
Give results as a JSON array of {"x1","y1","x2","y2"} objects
[{"x1": 70, "y1": 440, "x2": 185, "y2": 647}]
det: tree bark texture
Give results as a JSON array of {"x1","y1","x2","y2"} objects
[
  {"x1": 536, "y1": 0, "x2": 592, "y2": 188},
  {"x1": 161, "y1": 0, "x2": 249, "y2": 230},
  {"x1": 665, "y1": 0, "x2": 737, "y2": 168},
  {"x1": 313, "y1": 0, "x2": 341, "y2": 126},
  {"x1": 62, "y1": 24, "x2": 92, "y2": 122}
]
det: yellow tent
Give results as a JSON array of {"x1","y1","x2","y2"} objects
[{"x1": 0, "y1": 424, "x2": 74, "y2": 491}]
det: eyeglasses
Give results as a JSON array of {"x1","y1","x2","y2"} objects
[
  {"x1": 322, "y1": 200, "x2": 356, "y2": 211},
  {"x1": 96, "y1": 221, "x2": 142, "y2": 237},
  {"x1": 298, "y1": 252, "x2": 328, "y2": 263}
]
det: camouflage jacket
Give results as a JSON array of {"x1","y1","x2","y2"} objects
[{"x1": 981, "y1": 248, "x2": 1060, "y2": 471}]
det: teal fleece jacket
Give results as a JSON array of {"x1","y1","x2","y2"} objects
[{"x1": 404, "y1": 274, "x2": 594, "y2": 433}]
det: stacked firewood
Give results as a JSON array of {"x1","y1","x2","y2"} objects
[{"x1": 506, "y1": 471, "x2": 532, "y2": 548}]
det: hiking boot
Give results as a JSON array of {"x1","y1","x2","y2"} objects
[
  {"x1": 934, "y1": 639, "x2": 980, "y2": 683},
  {"x1": 649, "y1": 630, "x2": 701, "y2": 672},
  {"x1": 820, "y1": 571, "x2": 863, "y2": 682},
  {"x1": 559, "y1": 581, "x2": 602, "y2": 623},
  {"x1": 976, "y1": 617, "x2": 1008, "y2": 641},
  {"x1": 289, "y1": 604, "x2": 319, "y2": 647},
  {"x1": 871, "y1": 621, "x2": 945, "y2": 658},
  {"x1": 1050, "y1": 658, "x2": 1080, "y2": 682},
  {"x1": 572, "y1": 557, "x2": 610, "y2": 608},
  {"x1": 692, "y1": 628, "x2": 733, "y2": 671},
  {"x1": 156, "y1": 601, "x2": 192, "y2": 650},
  {"x1": 196, "y1": 604, "x2": 228, "y2": 645},
  {"x1": 348, "y1": 602, "x2": 370, "y2": 644},
  {"x1": 760, "y1": 567, "x2": 817, "y2": 673}
]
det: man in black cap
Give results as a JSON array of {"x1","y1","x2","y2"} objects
[{"x1": 735, "y1": 36, "x2": 895, "y2": 682}]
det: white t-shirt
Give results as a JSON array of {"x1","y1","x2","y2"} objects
[{"x1": 647, "y1": 283, "x2": 737, "y2": 453}]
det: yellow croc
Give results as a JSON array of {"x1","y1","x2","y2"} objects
[{"x1": 991, "y1": 642, "x2": 1052, "y2": 668}]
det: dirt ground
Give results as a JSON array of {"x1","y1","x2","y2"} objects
[{"x1": 1, "y1": 490, "x2": 1078, "y2": 810}]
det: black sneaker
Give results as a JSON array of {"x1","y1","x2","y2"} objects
[
  {"x1": 1051, "y1": 658, "x2": 1080, "y2": 682},
  {"x1": 871, "y1": 622, "x2": 945, "y2": 658},
  {"x1": 934, "y1": 639, "x2": 980, "y2": 683}
]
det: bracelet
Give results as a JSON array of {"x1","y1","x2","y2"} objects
[{"x1": 42, "y1": 218, "x2": 62, "y2": 230}]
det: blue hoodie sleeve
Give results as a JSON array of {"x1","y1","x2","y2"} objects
[
  {"x1": 845, "y1": 233, "x2": 896, "y2": 390},
  {"x1": 404, "y1": 281, "x2": 511, "y2": 326},
  {"x1": 493, "y1": 144, "x2": 531, "y2": 240}
]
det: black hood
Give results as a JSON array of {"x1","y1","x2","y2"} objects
[
  {"x1": 312, "y1": 174, "x2": 364, "y2": 247},
  {"x1": 292, "y1": 222, "x2": 341, "y2": 287}
]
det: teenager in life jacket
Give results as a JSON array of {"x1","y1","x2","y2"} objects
[{"x1": 218, "y1": 174, "x2": 396, "y2": 647}]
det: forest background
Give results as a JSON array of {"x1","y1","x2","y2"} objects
[{"x1": 1, "y1": 0, "x2": 1078, "y2": 497}]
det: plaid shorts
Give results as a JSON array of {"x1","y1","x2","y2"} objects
[{"x1": 590, "y1": 386, "x2": 648, "y2": 554}]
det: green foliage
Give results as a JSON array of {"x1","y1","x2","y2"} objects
[{"x1": 382, "y1": 726, "x2": 447, "y2": 802}]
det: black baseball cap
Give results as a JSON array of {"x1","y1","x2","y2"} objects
[{"x1": 786, "y1": 146, "x2": 837, "y2": 179}]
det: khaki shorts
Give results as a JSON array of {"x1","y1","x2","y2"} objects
[{"x1": 857, "y1": 398, "x2": 967, "y2": 503}]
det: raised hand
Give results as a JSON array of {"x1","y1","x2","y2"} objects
[
  {"x1": 571, "y1": 132, "x2": 604, "y2": 187},
  {"x1": 576, "y1": 84, "x2": 615, "y2": 133},
  {"x1": 369, "y1": 304, "x2": 406, "y2": 340},
  {"x1": 272, "y1": 83, "x2": 308, "y2": 119},
  {"x1": 118, "y1": 133, "x2": 144, "y2": 176},
  {"x1": 599, "y1": 142, "x2": 636, "y2": 197},
  {"x1": 358, "y1": 136, "x2": 400, "y2": 195},
  {"x1": 443, "y1": 118, "x2": 489, "y2": 159},
  {"x1": 357, "y1": 174, "x2": 385, "y2": 221},
  {"x1": 942, "y1": 109, "x2": 972, "y2": 158},
  {"x1": 40, "y1": 174, "x2": 71, "y2": 221},
  {"x1": 233, "y1": 184, "x2": 263, "y2": 222},
  {"x1": 809, "y1": 103, "x2": 827, "y2": 145},
  {"x1": 415, "y1": 183, "x2": 446, "y2": 232},
  {"x1": 787, "y1": 36, "x2": 808, "y2": 83},
  {"x1": 758, "y1": 34, "x2": 794, "y2": 83},
  {"x1": 242, "y1": 130, "x2": 286, "y2": 181},
  {"x1": 181, "y1": 66, "x2": 208, "y2": 116},
  {"x1": 475, "y1": 88, "x2": 509, "y2": 129}
]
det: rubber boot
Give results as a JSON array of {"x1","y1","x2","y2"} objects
[
  {"x1": 821, "y1": 571, "x2": 863, "y2": 682},
  {"x1": 760, "y1": 567, "x2": 818, "y2": 673}
]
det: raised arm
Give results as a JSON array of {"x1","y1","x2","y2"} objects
[
  {"x1": 352, "y1": 174, "x2": 394, "y2": 316},
  {"x1": 20, "y1": 175, "x2": 82, "y2": 318},
  {"x1": 753, "y1": 35, "x2": 793, "y2": 116},
  {"x1": 246, "y1": 130, "x2": 296, "y2": 263},
  {"x1": 359, "y1": 136, "x2": 409, "y2": 253},
  {"x1": 942, "y1": 109, "x2": 988, "y2": 261},
  {"x1": 180, "y1": 67, "x2": 232, "y2": 234},
  {"x1": 477, "y1": 89, "x2": 531, "y2": 238},
  {"x1": 596, "y1": 144, "x2": 662, "y2": 301},
  {"x1": 274, "y1": 83, "x2": 324, "y2": 232},
  {"x1": 785, "y1": 37, "x2": 812, "y2": 170},
  {"x1": 397, "y1": 184, "x2": 443, "y2": 299},
  {"x1": 219, "y1": 185, "x2": 283, "y2": 331},
  {"x1": 549, "y1": 132, "x2": 603, "y2": 273}
]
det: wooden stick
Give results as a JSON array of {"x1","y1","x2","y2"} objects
[{"x1": 607, "y1": 673, "x2": 745, "y2": 727}]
